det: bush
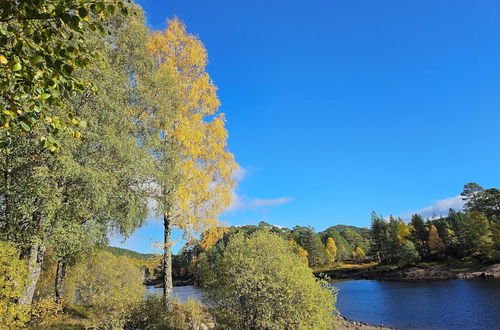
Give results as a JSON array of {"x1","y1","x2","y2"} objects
[
  {"x1": 198, "y1": 231, "x2": 337, "y2": 329},
  {"x1": 0, "y1": 241, "x2": 30, "y2": 328},
  {"x1": 31, "y1": 296, "x2": 63, "y2": 323},
  {"x1": 126, "y1": 295, "x2": 210, "y2": 330},
  {"x1": 64, "y1": 251, "x2": 145, "y2": 328}
]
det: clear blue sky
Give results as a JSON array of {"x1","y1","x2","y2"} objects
[{"x1": 111, "y1": 0, "x2": 500, "y2": 254}]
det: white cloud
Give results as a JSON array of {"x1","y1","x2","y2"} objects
[
  {"x1": 232, "y1": 166, "x2": 247, "y2": 181},
  {"x1": 400, "y1": 195, "x2": 464, "y2": 220},
  {"x1": 226, "y1": 192, "x2": 293, "y2": 212},
  {"x1": 248, "y1": 197, "x2": 294, "y2": 208},
  {"x1": 225, "y1": 165, "x2": 293, "y2": 212}
]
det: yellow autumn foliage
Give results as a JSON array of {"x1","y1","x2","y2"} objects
[
  {"x1": 288, "y1": 238, "x2": 309, "y2": 264},
  {"x1": 0, "y1": 241, "x2": 30, "y2": 328},
  {"x1": 325, "y1": 237, "x2": 337, "y2": 264},
  {"x1": 146, "y1": 17, "x2": 237, "y2": 238}
]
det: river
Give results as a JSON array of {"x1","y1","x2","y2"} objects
[{"x1": 147, "y1": 279, "x2": 500, "y2": 329}]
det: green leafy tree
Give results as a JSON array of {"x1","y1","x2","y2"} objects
[
  {"x1": 490, "y1": 221, "x2": 500, "y2": 250},
  {"x1": 48, "y1": 4, "x2": 151, "y2": 303},
  {"x1": 398, "y1": 241, "x2": 420, "y2": 266},
  {"x1": 198, "y1": 231, "x2": 337, "y2": 330},
  {"x1": 0, "y1": 0, "x2": 130, "y2": 150},
  {"x1": 0, "y1": 4, "x2": 150, "y2": 306},
  {"x1": 466, "y1": 211, "x2": 493, "y2": 256}
]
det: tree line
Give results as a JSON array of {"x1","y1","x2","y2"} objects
[
  {"x1": 158, "y1": 221, "x2": 371, "y2": 284},
  {"x1": 370, "y1": 183, "x2": 500, "y2": 266},
  {"x1": 162, "y1": 182, "x2": 499, "y2": 283}
]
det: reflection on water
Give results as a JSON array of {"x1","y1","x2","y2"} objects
[{"x1": 147, "y1": 279, "x2": 500, "y2": 330}]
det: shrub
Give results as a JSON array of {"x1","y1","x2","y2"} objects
[
  {"x1": 64, "y1": 251, "x2": 145, "y2": 328},
  {"x1": 126, "y1": 295, "x2": 210, "y2": 330},
  {"x1": 198, "y1": 231, "x2": 337, "y2": 329},
  {"x1": 31, "y1": 296, "x2": 63, "y2": 322},
  {"x1": 0, "y1": 241, "x2": 30, "y2": 328}
]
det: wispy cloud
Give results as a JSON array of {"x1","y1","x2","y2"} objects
[
  {"x1": 232, "y1": 166, "x2": 247, "y2": 181},
  {"x1": 248, "y1": 197, "x2": 293, "y2": 208},
  {"x1": 226, "y1": 165, "x2": 293, "y2": 212},
  {"x1": 400, "y1": 195, "x2": 464, "y2": 220},
  {"x1": 226, "y1": 192, "x2": 293, "y2": 212}
]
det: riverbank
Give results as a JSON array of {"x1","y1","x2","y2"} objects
[
  {"x1": 315, "y1": 262, "x2": 500, "y2": 281},
  {"x1": 338, "y1": 317, "x2": 393, "y2": 329}
]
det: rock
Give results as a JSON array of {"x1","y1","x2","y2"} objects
[
  {"x1": 337, "y1": 316, "x2": 393, "y2": 329},
  {"x1": 458, "y1": 264, "x2": 500, "y2": 279},
  {"x1": 186, "y1": 317, "x2": 200, "y2": 330}
]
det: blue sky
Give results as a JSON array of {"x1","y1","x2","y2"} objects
[{"x1": 111, "y1": 0, "x2": 500, "y2": 254}]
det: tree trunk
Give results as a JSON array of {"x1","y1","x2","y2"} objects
[
  {"x1": 163, "y1": 212, "x2": 173, "y2": 311},
  {"x1": 55, "y1": 260, "x2": 67, "y2": 304},
  {"x1": 19, "y1": 242, "x2": 46, "y2": 305}
]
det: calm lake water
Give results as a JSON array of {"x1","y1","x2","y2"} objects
[
  {"x1": 332, "y1": 279, "x2": 500, "y2": 330},
  {"x1": 148, "y1": 279, "x2": 500, "y2": 330}
]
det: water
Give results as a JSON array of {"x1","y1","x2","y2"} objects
[
  {"x1": 333, "y1": 279, "x2": 500, "y2": 330},
  {"x1": 147, "y1": 279, "x2": 500, "y2": 330},
  {"x1": 147, "y1": 285, "x2": 202, "y2": 303}
]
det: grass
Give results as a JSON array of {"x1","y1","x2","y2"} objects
[{"x1": 312, "y1": 261, "x2": 379, "y2": 273}]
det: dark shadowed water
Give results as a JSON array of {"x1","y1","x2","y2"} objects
[{"x1": 148, "y1": 279, "x2": 500, "y2": 330}]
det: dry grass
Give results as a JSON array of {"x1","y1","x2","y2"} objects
[{"x1": 312, "y1": 261, "x2": 378, "y2": 273}]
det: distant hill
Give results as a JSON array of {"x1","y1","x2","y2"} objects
[
  {"x1": 105, "y1": 246, "x2": 155, "y2": 260},
  {"x1": 327, "y1": 224, "x2": 370, "y2": 236}
]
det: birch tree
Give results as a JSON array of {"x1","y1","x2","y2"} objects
[{"x1": 141, "y1": 18, "x2": 237, "y2": 308}]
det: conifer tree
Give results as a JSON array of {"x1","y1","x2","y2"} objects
[{"x1": 428, "y1": 225, "x2": 445, "y2": 257}]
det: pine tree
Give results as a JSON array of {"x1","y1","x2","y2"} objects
[{"x1": 410, "y1": 214, "x2": 429, "y2": 258}]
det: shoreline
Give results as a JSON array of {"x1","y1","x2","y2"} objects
[
  {"x1": 317, "y1": 263, "x2": 500, "y2": 281},
  {"x1": 338, "y1": 317, "x2": 393, "y2": 329}
]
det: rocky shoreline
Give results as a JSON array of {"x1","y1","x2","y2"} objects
[
  {"x1": 321, "y1": 263, "x2": 500, "y2": 281},
  {"x1": 456, "y1": 263, "x2": 500, "y2": 279},
  {"x1": 338, "y1": 317, "x2": 393, "y2": 329}
]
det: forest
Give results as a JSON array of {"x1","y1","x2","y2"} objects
[{"x1": 158, "y1": 182, "x2": 499, "y2": 286}]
